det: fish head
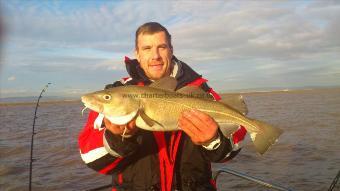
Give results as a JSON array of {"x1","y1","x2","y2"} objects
[{"x1": 81, "y1": 89, "x2": 140, "y2": 119}]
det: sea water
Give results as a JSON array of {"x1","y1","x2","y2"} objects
[{"x1": 1, "y1": 88, "x2": 339, "y2": 191}]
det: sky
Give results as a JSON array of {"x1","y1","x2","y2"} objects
[{"x1": 0, "y1": 0, "x2": 339, "y2": 98}]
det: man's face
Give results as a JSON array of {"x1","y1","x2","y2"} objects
[{"x1": 135, "y1": 31, "x2": 173, "y2": 80}]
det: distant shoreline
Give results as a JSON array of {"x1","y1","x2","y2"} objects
[
  {"x1": 0, "y1": 99, "x2": 81, "y2": 106},
  {"x1": 1, "y1": 87, "x2": 339, "y2": 106},
  {"x1": 233, "y1": 87, "x2": 340, "y2": 95}
]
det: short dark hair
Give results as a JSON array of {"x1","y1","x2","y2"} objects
[{"x1": 135, "y1": 22, "x2": 172, "y2": 50}]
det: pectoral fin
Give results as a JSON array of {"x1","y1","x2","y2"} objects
[
  {"x1": 139, "y1": 109, "x2": 155, "y2": 127},
  {"x1": 136, "y1": 111, "x2": 167, "y2": 131}
]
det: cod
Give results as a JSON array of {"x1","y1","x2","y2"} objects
[{"x1": 81, "y1": 77, "x2": 283, "y2": 154}]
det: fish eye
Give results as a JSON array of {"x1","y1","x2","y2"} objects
[{"x1": 103, "y1": 94, "x2": 111, "y2": 101}]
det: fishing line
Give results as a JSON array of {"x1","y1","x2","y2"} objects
[
  {"x1": 81, "y1": 107, "x2": 88, "y2": 116},
  {"x1": 121, "y1": 126, "x2": 127, "y2": 141},
  {"x1": 29, "y1": 83, "x2": 51, "y2": 191}
]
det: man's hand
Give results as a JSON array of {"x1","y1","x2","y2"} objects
[
  {"x1": 104, "y1": 118, "x2": 138, "y2": 137},
  {"x1": 178, "y1": 109, "x2": 219, "y2": 145}
]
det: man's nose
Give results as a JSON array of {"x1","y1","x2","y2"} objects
[{"x1": 152, "y1": 48, "x2": 161, "y2": 60}]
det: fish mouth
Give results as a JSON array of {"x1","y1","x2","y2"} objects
[
  {"x1": 105, "y1": 109, "x2": 139, "y2": 125},
  {"x1": 81, "y1": 96, "x2": 103, "y2": 113}
]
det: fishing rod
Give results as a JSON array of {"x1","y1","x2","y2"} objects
[
  {"x1": 29, "y1": 83, "x2": 51, "y2": 191},
  {"x1": 213, "y1": 167, "x2": 294, "y2": 191},
  {"x1": 328, "y1": 170, "x2": 340, "y2": 191}
]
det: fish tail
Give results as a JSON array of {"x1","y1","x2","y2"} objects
[{"x1": 250, "y1": 120, "x2": 283, "y2": 155}]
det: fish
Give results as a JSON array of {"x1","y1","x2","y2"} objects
[{"x1": 81, "y1": 77, "x2": 283, "y2": 154}]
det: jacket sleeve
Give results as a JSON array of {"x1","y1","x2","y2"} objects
[
  {"x1": 78, "y1": 110, "x2": 142, "y2": 174},
  {"x1": 200, "y1": 125, "x2": 247, "y2": 162},
  {"x1": 200, "y1": 85, "x2": 247, "y2": 162},
  {"x1": 78, "y1": 78, "x2": 140, "y2": 174}
]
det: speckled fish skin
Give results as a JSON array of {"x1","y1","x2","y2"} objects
[{"x1": 81, "y1": 85, "x2": 283, "y2": 154}]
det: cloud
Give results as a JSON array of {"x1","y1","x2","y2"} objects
[
  {"x1": 1, "y1": 1, "x2": 339, "y2": 97},
  {"x1": 92, "y1": 58, "x2": 126, "y2": 71},
  {"x1": 3, "y1": 1, "x2": 339, "y2": 63},
  {"x1": 255, "y1": 63, "x2": 283, "y2": 70},
  {"x1": 7, "y1": 76, "x2": 15, "y2": 81},
  {"x1": 171, "y1": 2, "x2": 339, "y2": 63},
  {"x1": 2, "y1": 1, "x2": 175, "y2": 49}
]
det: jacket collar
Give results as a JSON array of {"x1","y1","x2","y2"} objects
[{"x1": 124, "y1": 56, "x2": 201, "y2": 89}]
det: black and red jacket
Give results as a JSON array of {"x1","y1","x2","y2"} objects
[{"x1": 78, "y1": 56, "x2": 247, "y2": 191}]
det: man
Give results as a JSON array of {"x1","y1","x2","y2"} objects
[{"x1": 79, "y1": 22, "x2": 247, "y2": 191}]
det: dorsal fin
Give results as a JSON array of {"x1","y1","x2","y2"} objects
[
  {"x1": 176, "y1": 86, "x2": 215, "y2": 100},
  {"x1": 149, "y1": 76, "x2": 177, "y2": 91},
  {"x1": 220, "y1": 94, "x2": 248, "y2": 115}
]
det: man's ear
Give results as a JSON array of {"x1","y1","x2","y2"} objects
[
  {"x1": 135, "y1": 49, "x2": 140, "y2": 63},
  {"x1": 170, "y1": 45, "x2": 173, "y2": 55}
]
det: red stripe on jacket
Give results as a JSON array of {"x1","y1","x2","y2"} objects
[
  {"x1": 187, "y1": 77, "x2": 208, "y2": 86},
  {"x1": 79, "y1": 75, "x2": 247, "y2": 190},
  {"x1": 79, "y1": 111, "x2": 104, "y2": 154},
  {"x1": 232, "y1": 126, "x2": 247, "y2": 144},
  {"x1": 99, "y1": 158, "x2": 124, "y2": 174}
]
